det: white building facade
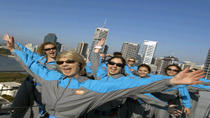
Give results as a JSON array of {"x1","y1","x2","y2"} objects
[{"x1": 141, "y1": 40, "x2": 158, "y2": 65}]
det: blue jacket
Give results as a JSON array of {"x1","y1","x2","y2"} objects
[
  {"x1": 147, "y1": 74, "x2": 192, "y2": 108},
  {"x1": 13, "y1": 49, "x2": 174, "y2": 118},
  {"x1": 124, "y1": 65, "x2": 138, "y2": 76}
]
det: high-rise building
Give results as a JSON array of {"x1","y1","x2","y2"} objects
[
  {"x1": 204, "y1": 49, "x2": 210, "y2": 79},
  {"x1": 141, "y1": 40, "x2": 157, "y2": 64},
  {"x1": 89, "y1": 27, "x2": 109, "y2": 61},
  {"x1": 76, "y1": 42, "x2": 88, "y2": 58},
  {"x1": 44, "y1": 33, "x2": 57, "y2": 43},
  {"x1": 121, "y1": 42, "x2": 140, "y2": 61},
  {"x1": 103, "y1": 45, "x2": 109, "y2": 54}
]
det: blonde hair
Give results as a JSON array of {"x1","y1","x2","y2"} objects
[
  {"x1": 37, "y1": 42, "x2": 57, "y2": 55},
  {"x1": 56, "y1": 50, "x2": 86, "y2": 71}
]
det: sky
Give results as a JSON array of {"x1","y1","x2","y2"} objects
[{"x1": 0, "y1": 0, "x2": 209, "y2": 65}]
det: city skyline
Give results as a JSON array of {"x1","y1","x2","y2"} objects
[{"x1": 0, "y1": 0, "x2": 210, "y2": 65}]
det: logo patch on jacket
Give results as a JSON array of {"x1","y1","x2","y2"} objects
[{"x1": 75, "y1": 89, "x2": 85, "y2": 95}]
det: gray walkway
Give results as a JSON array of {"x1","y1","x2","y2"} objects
[
  {"x1": 195, "y1": 91, "x2": 210, "y2": 118},
  {"x1": 0, "y1": 91, "x2": 209, "y2": 118}
]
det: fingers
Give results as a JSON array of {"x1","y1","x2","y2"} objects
[
  {"x1": 184, "y1": 108, "x2": 190, "y2": 115},
  {"x1": 182, "y1": 67, "x2": 190, "y2": 74},
  {"x1": 3, "y1": 33, "x2": 10, "y2": 41},
  {"x1": 191, "y1": 81, "x2": 204, "y2": 85},
  {"x1": 191, "y1": 69, "x2": 204, "y2": 77},
  {"x1": 172, "y1": 109, "x2": 182, "y2": 116},
  {"x1": 9, "y1": 36, "x2": 14, "y2": 40},
  {"x1": 190, "y1": 70, "x2": 205, "y2": 84},
  {"x1": 97, "y1": 38, "x2": 106, "y2": 46},
  {"x1": 192, "y1": 70, "x2": 205, "y2": 79}
]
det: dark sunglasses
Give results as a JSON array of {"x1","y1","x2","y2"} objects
[
  {"x1": 44, "y1": 47, "x2": 56, "y2": 51},
  {"x1": 108, "y1": 61, "x2": 124, "y2": 67},
  {"x1": 56, "y1": 60, "x2": 76, "y2": 65},
  {"x1": 167, "y1": 68, "x2": 179, "y2": 72}
]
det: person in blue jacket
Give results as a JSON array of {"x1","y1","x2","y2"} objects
[
  {"x1": 129, "y1": 64, "x2": 184, "y2": 118},
  {"x1": 3, "y1": 33, "x2": 205, "y2": 118},
  {"x1": 151, "y1": 64, "x2": 192, "y2": 118},
  {"x1": 8, "y1": 35, "x2": 58, "y2": 118},
  {"x1": 124, "y1": 57, "x2": 138, "y2": 76}
]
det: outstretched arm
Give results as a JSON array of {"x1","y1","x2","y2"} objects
[
  {"x1": 3, "y1": 34, "x2": 63, "y2": 83},
  {"x1": 3, "y1": 33, "x2": 43, "y2": 60},
  {"x1": 90, "y1": 38, "x2": 106, "y2": 79},
  {"x1": 16, "y1": 41, "x2": 43, "y2": 60},
  {"x1": 188, "y1": 84, "x2": 210, "y2": 92},
  {"x1": 88, "y1": 68, "x2": 204, "y2": 111},
  {"x1": 169, "y1": 67, "x2": 204, "y2": 85}
]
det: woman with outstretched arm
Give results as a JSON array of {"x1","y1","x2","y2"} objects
[{"x1": 3, "y1": 33, "x2": 205, "y2": 118}]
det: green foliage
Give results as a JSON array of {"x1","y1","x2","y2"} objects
[
  {"x1": 0, "y1": 72, "x2": 28, "y2": 83},
  {"x1": 0, "y1": 48, "x2": 11, "y2": 55},
  {"x1": 1, "y1": 94, "x2": 14, "y2": 102}
]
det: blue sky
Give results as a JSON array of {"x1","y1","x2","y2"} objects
[{"x1": 0, "y1": 0, "x2": 209, "y2": 64}]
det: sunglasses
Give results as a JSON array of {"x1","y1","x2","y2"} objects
[
  {"x1": 128, "y1": 60, "x2": 135, "y2": 62},
  {"x1": 44, "y1": 47, "x2": 56, "y2": 51},
  {"x1": 56, "y1": 60, "x2": 76, "y2": 65},
  {"x1": 108, "y1": 61, "x2": 124, "y2": 67},
  {"x1": 167, "y1": 68, "x2": 179, "y2": 72}
]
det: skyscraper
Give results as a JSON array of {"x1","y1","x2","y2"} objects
[
  {"x1": 89, "y1": 27, "x2": 109, "y2": 60},
  {"x1": 121, "y1": 42, "x2": 140, "y2": 61},
  {"x1": 204, "y1": 49, "x2": 210, "y2": 79},
  {"x1": 103, "y1": 45, "x2": 109, "y2": 54},
  {"x1": 76, "y1": 42, "x2": 88, "y2": 58},
  {"x1": 44, "y1": 33, "x2": 57, "y2": 43},
  {"x1": 141, "y1": 40, "x2": 158, "y2": 65}
]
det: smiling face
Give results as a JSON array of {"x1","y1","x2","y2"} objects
[
  {"x1": 107, "y1": 58, "x2": 123, "y2": 75},
  {"x1": 57, "y1": 57, "x2": 80, "y2": 77},
  {"x1": 44, "y1": 44, "x2": 57, "y2": 59},
  {"x1": 56, "y1": 50, "x2": 86, "y2": 78},
  {"x1": 127, "y1": 58, "x2": 135, "y2": 66},
  {"x1": 166, "y1": 65, "x2": 180, "y2": 76},
  {"x1": 138, "y1": 66, "x2": 149, "y2": 78}
]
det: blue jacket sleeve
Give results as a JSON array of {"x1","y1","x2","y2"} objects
[
  {"x1": 200, "y1": 78, "x2": 210, "y2": 82},
  {"x1": 96, "y1": 64, "x2": 107, "y2": 79},
  {"x1": 16, "y1": 41, "x2": 43, "y2": 61},
  {"x1": 85, "y1": 62, "x2": 93, "y2": 74},
  {"x1": 162, "y1": 85, "x2": 192, "y2": 108},
  {"x1": 13, "y1": 49, "x2": 64, "y2": 83},
  {"x1": 189, "y1": 84, "x2": 210, "y2": 91},
  {"x1": 200, "y1": 78, "x2": 210, "y2": 86},
  {"x1": 178, "y1": 87, "x2": 192, "y2": 108}
]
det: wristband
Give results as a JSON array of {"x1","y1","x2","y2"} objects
[{"x1": 94, "y1": 46, "x2": 102, "y2": 49}]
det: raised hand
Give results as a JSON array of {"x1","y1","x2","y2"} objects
[
  {"x1": 3, "y1": 33, "x2": 15, "y2": 51},
  {"x1": 168, "y1": 105, "x2": 182, "y2": 117},
  {"x1": 94, "y1": 38, "x2": 106, "y2": 53},
  {"x1": 3, "y1": 33, "x2": 10, "y2": 41},
  {"x1": 170, "y1": 67, "x2": 205, "y2": 85},
  {"x1": 184, "y1": 107, "x2": 190, "y2": 115},
  {"x1": 96, "y1": 38, "x2": 106, "y2": 46}
]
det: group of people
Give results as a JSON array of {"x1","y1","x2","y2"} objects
[{"x1": 2, "y1": 33, "x2": 209, "y2": 118}]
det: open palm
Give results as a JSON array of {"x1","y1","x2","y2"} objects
[{"x1": 171, "y1": 67, "x2": 205, "y2": 85}]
